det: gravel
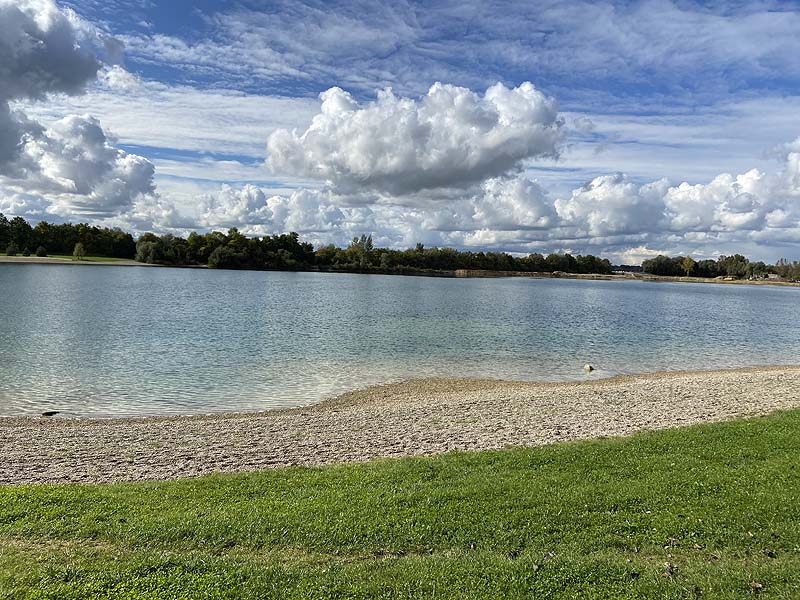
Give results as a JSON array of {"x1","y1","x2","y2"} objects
[{"x1": 2, "y1": 366, "x2": 798, "y2": 485}]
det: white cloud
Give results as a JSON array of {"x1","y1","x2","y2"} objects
[
  {"x1": 19, "y1": 78, "x2": 321, "y2": 157},
  {"x1": 177, "y1": 137, "x2": 800, "y2": 264},
  {"x1": 3, "y1": 1, "x2": 799, "y2": 262},
  {"x1": 474, "y1": 177, "x2": 556, "y2": 230},
  {"x1": 113, "y1": 1, "x2": 800, "y2": 104},
  {"x1": 267, "y1": 82, "x2": 562, "y2": 197},
  {"x1": 0, "y1": 0, "x2": 101, "y2": 103},
  {"x1": 199, "y1": 184, "x2": 274, "y2": 228},
  {"x1": 555, "y1": 174, "x2": 669, "y2": 237},
  {"x1": 0, "y1": 0, "x2": 155, "y2": 222}
]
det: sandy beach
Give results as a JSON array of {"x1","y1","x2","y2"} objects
[{"x1": 1, "y1": 365, "x2": 799, "y2": 485}]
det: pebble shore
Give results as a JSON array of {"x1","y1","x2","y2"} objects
[{"x1": 2, "y1": 366, "x2": 799, "y2": 485}]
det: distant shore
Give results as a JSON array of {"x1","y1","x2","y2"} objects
[
  {"x1": 2, "y1": 365, "x2": 798, "y2": 484},
  {"x1": 3, "y1": 254, "x2": 799, "y2": 287},
  {"x1": 452, "y1": 268, "x2": 800, "y2": 287},
  {"x1": 0, "y1": 255, "x2": 150, "y2": 267}
]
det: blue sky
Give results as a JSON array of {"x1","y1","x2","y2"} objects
[{"x1": 3, "y1": 0, "x2": 800, "y2": 262}]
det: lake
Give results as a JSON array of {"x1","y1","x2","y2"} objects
[{"x1": 1, "y1": 263, "x2": 799, "y2": 417}]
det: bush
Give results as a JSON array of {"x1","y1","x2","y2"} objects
[
  {"x1": 22, "y1": 247, "x2": 30, "y2": 257},
  {"x1": 35, "y1": 246, "x2": 47, "y2": 257},
  {"x1": 5, "y1": 242, "x2": 18, "y2": 256},
  {"x1": 207, "y1": 246, "x2": 241, "y2": 269}
]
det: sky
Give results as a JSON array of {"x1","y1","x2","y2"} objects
[{"x1": 2, "y1": 0, "x2": 800, "y2": 263}]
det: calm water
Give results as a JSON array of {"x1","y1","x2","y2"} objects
[{"x1": 1, "y1": 264, "x2": 799, "y2": 417}]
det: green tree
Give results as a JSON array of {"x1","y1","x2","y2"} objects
[
  {"x1": 208, "y1": 245, "x2": 240, "y2": 269},
  {"x1": 35, "y1": 246, "x2": 47, "y2": 257},
  {"x1": 0, "y1": 213, "x2": 9, "y2": 249},
  {"x1": 681, "y1": 256, "x2": 696, "y2": 276},
  {"x1": 315, "y1": 244, "x2": 337, "y2": 266},
  {"x1": 72, "y1": 242, "x2": 86, "y2": 261},
  {"x1": 9, "y1": 216, "x2": 33, "y2": 249},
  {"x1": 717, "y1": 254, "x2": 748, "y2": 278},
  {"x1": 135, "y1": 240, "x2": 159, "y2": 264},
  {"x1": 6, "y1": 241, "x2": 19, "y2": 256}
]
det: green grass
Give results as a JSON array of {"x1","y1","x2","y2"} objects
[
  {"x1": 2, "y1": 412, "x2": 800, "y2": 599},
  {"x1": 38, "y1": 254, "x2": 128, "y2": 262},
  {"x1": 0, "y1": 253, "x2": 129, "y2": 262}
]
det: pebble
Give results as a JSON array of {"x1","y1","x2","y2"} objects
[{"x1": 1, "y1": 366, "x2": 798, "y2": 485}]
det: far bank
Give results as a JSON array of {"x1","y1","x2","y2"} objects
[{"x1": 3, "y1": 254, "x2": 799, "y2": 287}]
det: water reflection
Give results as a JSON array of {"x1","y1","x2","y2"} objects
[{"x1": 1, "y1": 264, "x2": 798, "y2": 416}]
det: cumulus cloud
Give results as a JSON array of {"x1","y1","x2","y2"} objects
[
  {"x1": 199, "y1": 185, "x2": 352, "y2": 235},
  {"x1": 267, "y1": 82, "x2": 562, "y2": 197},
  {"x1": 555, "y1": 174, "x2": 670, "y2": 237},
  {"x1": 779, "y1": 137, "x2": 800, "y2": 198},
  {"x1": 0, "y1": 0, "x2": 154, "y2": 220},
  {"x1": 663, "y1": 170, "x2": 772, "y2": 233},
  {"x1": 547, "y1": 150, "x2": 800, "y2": 258},
  {"x1": 190, "y1": 136, "x2": 800, "y2": 263},
  {"x1": 0, "y1": 0, "x2": 101, "y2": 102},
  {"x1": 199, "y1": 184, "x2": 274, "y2": 228},
  {"x1": 474, "y1": 177, "x2": 557, "y2": 231}
]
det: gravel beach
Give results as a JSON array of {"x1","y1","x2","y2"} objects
[{"x1": 2, "y1": 366, "x2": 799, "y2": 485}]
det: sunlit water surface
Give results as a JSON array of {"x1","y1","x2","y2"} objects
[{"x1": 1, "y1": 264, "x2": 798, "y2": 416}]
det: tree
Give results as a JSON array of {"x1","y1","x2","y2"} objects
[
  {"x1": 36, "y1": 246, "x2": 47, "y2": 257},
  {"x1": 315, "y1": 244, "x2": 337, "y2": 266},
  {"x1": 9, "y1": 216, "x2": 33, "y2": 249},
  {"x1": 6, "y1": 242, "x2": 18, "y2": 256},
  {"x1": 208, "y1": 245, "x2": 240, "y2": 269},
  {"x1": 72, "y1": 242, "x2": 86, "y2": 261},
  {"x1": 681, "y1": 256, "x2": 696, "y2": 276},
  {"x1": 717, "y1": 254, "x2": 748, "y2": 278},
  {"x1": 135, "y1": 240, "x2": 159, "y2": 264},
  {"x1": 0, "y1": 213, "x2": 9, "y2": 249}
]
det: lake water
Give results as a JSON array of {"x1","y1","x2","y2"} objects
[{"x1": 1, "y1": 263, "x2": 799, "y2": 417}]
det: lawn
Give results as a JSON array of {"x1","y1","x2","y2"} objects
[
  {"x1": 1, "y1": 411, "x2": 799, "y2": 599},
  {"x1": 46, "y1": 255, "x2": 129, "y2": 262},
  {"x1": 0, "y1": 253, "x2": 129, "y2": 262}
]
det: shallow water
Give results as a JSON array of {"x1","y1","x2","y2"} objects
[{"x1": 1, "y1": 264, "x2": 798, "y2": 416}]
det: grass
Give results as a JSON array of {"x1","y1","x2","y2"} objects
[
  {"x1": 1, "y1": 411, "x2": 799, "y2": 599},
  {"x1": 0, "y1": 253, "x2": 129, "y2": 262},
  {"x1": 48, "y1": 254, "x2": 129, "y2": 262}
]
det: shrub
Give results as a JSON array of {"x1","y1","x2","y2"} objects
[
  {"x1": 22, "y1": 247, "x2": 30, "y2": 257},
  {"x1": 36, "y1": 246, "x2": 47, "y2": 257},
  {"x1": 5, "y1": 242, "x2": 18, "y2": 256}
]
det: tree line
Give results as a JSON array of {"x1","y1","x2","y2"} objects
[
  {"x1": 642, "y1": 254, "x2": 800, "y2": 281},
  {"x1": 0, "y1": 213, "x2": 135, "y2": 259},
  {"x1": 4, "y1": 212, "x2": 798, "y2": 279},
  {"x1": 132, "y1": 229, "x2": 615, "y2": 274}
]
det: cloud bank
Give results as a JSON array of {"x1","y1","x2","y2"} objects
[
  {"x1": 0, "y1": 0, "x2": 154, "y2": 220},
  {"x1": 2, "y1": 1, "x2": 798, "y2": 262},
  {"x1": 196, "y1": 134, "x2": 800, "y2": 262}
]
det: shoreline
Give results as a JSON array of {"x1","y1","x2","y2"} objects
[
  {"x1": 2, "y1": 365, "x2": 799, "y2": 485},
  {"x1": 2, "y1": 255, "x2": 798, "y2": 287},
  {"x1": 2, "y1": 255, "x2": 799, "y2": 287},
  {"x1": 0, "y1": 255, "x2": 152, "y2": 267}
]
